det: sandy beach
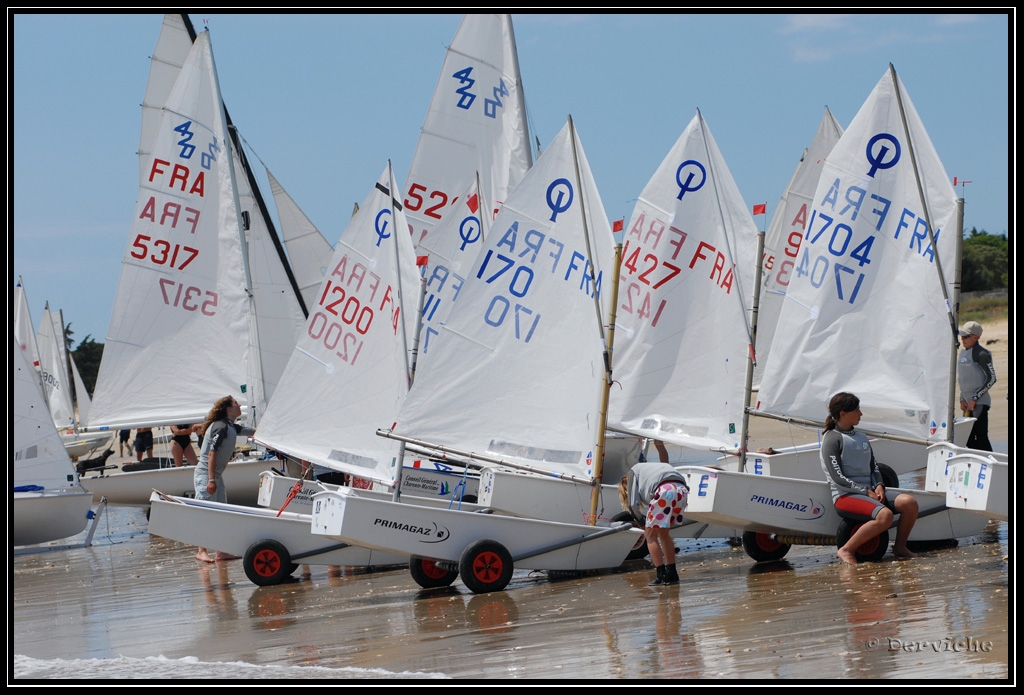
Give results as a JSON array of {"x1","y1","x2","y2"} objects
[
  {"x1": 13, "y1": 319, "x2": 1011, "y2": 680},
  {"x1": 12, "y1": 505, "x2": 1010, "y2": 679}
]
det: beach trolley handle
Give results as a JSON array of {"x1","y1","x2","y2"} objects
[{"x1": 509, "y1": 521, "x2": 634, "y2": 564}]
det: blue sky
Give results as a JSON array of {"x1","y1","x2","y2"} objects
[{"x1": 12, "y1": 12, "x2": 1010, "y2": 346}]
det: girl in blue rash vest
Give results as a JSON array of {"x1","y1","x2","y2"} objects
[
  {"x1": 820, "y1": 392, "x2": 918, "y2": 565},
  {"x1": 193, "y1": 395, "x2": 255, "y2": 563}
]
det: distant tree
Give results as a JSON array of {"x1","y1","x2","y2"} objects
[
  {"x1": 72, "y1": 336, "x2": 104, "y2": 397},
  {"x1": 63, "y1": 322, "x2": 75, "y2": 353},
  {"x1": 961, "y1": 228, "x2": 1008, "y2": 291}
]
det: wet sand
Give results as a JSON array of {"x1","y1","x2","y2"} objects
[
  {"x1": 16, "y1": 320, "x2": 1011, "y2": 679},
  {"x1": 12, "y1": 503, "x2": 1009, "y2": 679}
]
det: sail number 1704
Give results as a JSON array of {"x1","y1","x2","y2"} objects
[{"x1": 798, "y1": 211, "x2": 875, "y2": 305}]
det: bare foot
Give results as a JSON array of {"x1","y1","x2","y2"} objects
[
  {"x1": 893, "y1": 546, "x2": 917, "y2": 559},
  {"x1": 214, "y1": 552, "x2": 240, "y2": 561},
  {"x1": 196, "y1": 549, "x2": 215, "y2": 563},
  {"x1": 837, "y1": 547, "x2": 858, "y2": 565}
]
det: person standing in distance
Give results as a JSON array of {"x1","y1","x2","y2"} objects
[{"x1": 957, "y1": 321, "x2": 996, "y2": 451}]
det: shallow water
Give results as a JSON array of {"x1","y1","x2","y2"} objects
[{"x1": 13, "y1": 502, "x2": 1009, "y2": 680}]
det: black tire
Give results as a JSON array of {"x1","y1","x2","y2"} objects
[
  {"x1": 877, "y1": 462, "x2": 899, "y2": 488},
  {"x1": 836, "y1": 519, "x2": 889, "y2": 562},
  {"x1": 611, "y1": 511, "x2": 649, "y2": 562},
  {"x1": 459, "y1": 539, "x2": 514, "y2": 594},
  {"x1": 741, "y1": 531, "x2": 791, "y2": 562},
  {"x1": 409, "y1": 556, "x2": 459, "y2": 589},
  {"x1": 243, "y1": 539, "x2": 295, "y2": 586}
]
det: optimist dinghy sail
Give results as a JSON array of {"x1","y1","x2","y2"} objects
[
  {"x1": 253, "y1": 164, "x2": 422, "y2": 486},
  {"x1": 607, "y1": 109, "x2": 758, "y2": 455},
  {"x1": 403, "y1": 13, "x2": 532, "y2": 246},
  {"x1": 390, "y1": 118, "x2": 616, "y2": 481},
  {"x1": 757, "y1": 65, "x2": 960, "y2": 444},
  {"x1": 753, "y1": 107, "x2": 843, "y2": 390}
]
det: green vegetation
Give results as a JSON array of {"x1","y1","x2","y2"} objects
[
  {"x1": 959, "y1": 294, "x2": 1008, "y2": 324},
  {"x1": 961, "y1": 228, "x2": 1008, "y2": 292}
]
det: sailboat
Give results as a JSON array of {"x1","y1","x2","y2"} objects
[
  {"x1": 403, "y1": 13, "x2": 533, "y2": 247},
  {"x1": 13, "y1": 333, "x2": 95, "y2": 546},
  {"x1": 310, "y1": 118, "x2": 642, "y2": 594},
  {"x1": 677, "y1": 66, "x2": 988, "y2": 562},
  {"x1": 149, "y1": 164, "x2": 456, "y2": 585},
  {"x1": 80, "y1": 24, "x2": 306, "y2": 508}
]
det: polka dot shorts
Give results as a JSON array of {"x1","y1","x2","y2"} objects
[{"x1": 646, "y1": 482, "x2": 688, "y2": 529}]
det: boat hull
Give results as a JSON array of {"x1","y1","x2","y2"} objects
[
  {"x1": 945, "y1": 457, "x2": 1008, "y2": 521},
  {"x1": 311, "y1": 487, "x2": 643, "y2": 572},
  {"x1": 147, "y1": 492, "x2": 407, "y2": 568},
  {"x1": 738, "y1": 417, "x2": 976, "y2": 481},
  {"x1": 479, "y1": 467, "x2": 740, "y2": 539},
  {"x1": 79, "y1": 458, "x2": 274, "y2": 507},
  {"x1": 12, "y1": 490, "x2": 94, "y2": 546},
  {"x1": 257, "y1": 466, "x2": 480, "y2": 513},
  {"x1": 62, "y1": 431, "x2": 114, "y2": 459},
  {"x1": 677, "y1": 466, "x2": 989, "y2": 542},
  {"x1": 924, "y1": 442, "x2": 1009, "y2": 493}
]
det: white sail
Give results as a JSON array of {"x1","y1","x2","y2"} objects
[
  {"x1": 608, "y1": 109, "x2": 759, "y2": 452},
  {"x1": 414, "y1": 178, "x2": 489, "y2": 357},
  {"x1": 753, "y1": 107, "x2": 843, "y2": 389},
  {"x1": 757, "y1": 66, "x2": 958, "y2": 441},
  {"x1": 136, "y1": 14, "x2": 307, "y2": 424},
  {"x1": 267, "y1": 167, "x2": 333, "y2": 311},
  {"x1": 88, "y1": 31, "x2": 252, "y2": 430},
  {"x1": 236, "y1": 154, "x2": 307, "y2": 421},
  {"x1": 394, "y1": 119, "x2": 615, "y2": 479},
  {"x1": 69, "y1": 353, "x2": 91, "y2": 427},
  {"x1": 254, "y1": 165, "x2": 421, "y2": 484},
  {"x1": 14, "y1": 277, "x2": 42, "y2": 386},
  {"x1": 36, "y1": 303, "x2": 76, "y2": 430},
  {"x1": 13, "y1": 335, "x2": 79, "y2": 491},
  {"x1": 139, "y1": 14, "x2": 195, "y2": 184},
  {"x1": 403, "y1": 13, "x2": 532, "y2": 247}
]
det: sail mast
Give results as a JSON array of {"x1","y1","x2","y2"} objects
[
  {"x1": 889, "y1": 63, "x2": 958, "y2": 443},
  {"x1": 566, "y1": 114, "x2": 615, "y2": 526},
  {"x1": 203, "y1": 27, "x2": 263, "y2": 425}
]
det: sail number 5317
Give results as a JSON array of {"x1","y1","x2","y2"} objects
[{"x1": 158, "y1": 278, "x2": 217, "y2": 315}]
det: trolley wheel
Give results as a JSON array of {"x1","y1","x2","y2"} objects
[
  {"x1": 459, "y1": 539, "x2": 514, "y2": 594},
  {"x1": 243, "y1": 539, "x2": 295, "y2": 586},
  {"x1": 877, "y1": 462, "x2": 900, "y2": 488},
  {"x1": 836, "y1": 519, "x2": 889, "y2": 562},
  {"x1": 741, "y1": 530, "x2": 791, "y2": 562},
  {"x1": 611, "y1": 511, "x2": 648, "y2": 561},
  {"x1": 409, "y1": 556, "x2": 459, "y2": 589}
]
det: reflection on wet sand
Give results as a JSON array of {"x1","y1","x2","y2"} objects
[{"x1": 13, "y1": 506, "x2": 1009, "y2": 679}]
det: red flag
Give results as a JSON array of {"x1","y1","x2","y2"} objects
[
  {"x1": 416, "y1": 255, "x2": 429, "y2": 266},
  {"x1": 753, "y1": 203, "x2": 766, "y2": 216},
  {"x1": 612, "y1": 219, "x2": 624, "y2": 233}
]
